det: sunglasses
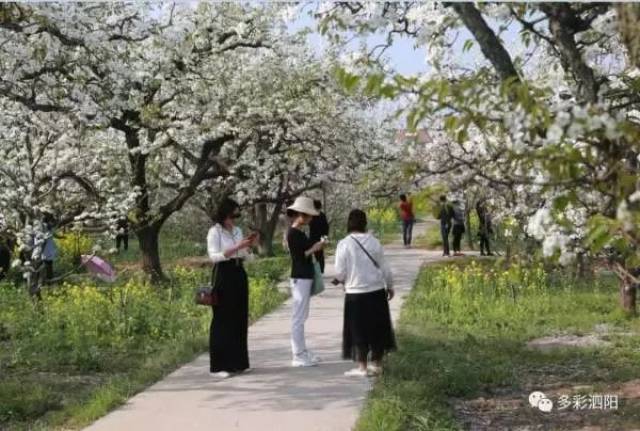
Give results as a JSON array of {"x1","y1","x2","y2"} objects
[{"x1": 231, "y1": 212, "x2": 241, "y2": 219}]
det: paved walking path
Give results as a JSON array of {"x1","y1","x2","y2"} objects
[{"x1": 85, "y1": 222, "x2": 457, "y2": 431}]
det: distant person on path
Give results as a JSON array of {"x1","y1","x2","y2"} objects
[
  {"x1": 207, "y1": 198, "x2": 258, "y2": 379},
  {"x1": 398, "y1": 194, "x2": 415, "y2": 248},
  {"x1": 0, "y1": 237, "x2": 11, "y2": 280},
  {"x1": 335, "y1": 209, "x2": 396, "y2": 377},
  {"x1": 476, "y1": 199, "x2": 494, "y2": 256},
  {"x1": 286, "y1": 196, "x2": 326, "y2": 367},
  {"x1": 115, "y1": 216, "x2": 129, "y2": 252},
  {"x1": 309, "y1": 199, "x2": 329, "y2": 273},
  {"x1": 41, "y1": 213, "x2": 58, "y2": 282},
  {"x1": 437, "y1": 195, "x2": 453, "y2": 256},
  {"x1": 451, "y1": 200, "x2": 466, "y2": 256}
]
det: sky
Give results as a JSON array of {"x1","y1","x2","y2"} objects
[
  {"x1": 287, "y1": 4, "x2": 525, "y2": 78},
  {"x1": 288, "y1": 6, "x2": 429, "y2": 76},
  {"x1": 285, "y1": 4, "x2": 526, "y2": 126}
]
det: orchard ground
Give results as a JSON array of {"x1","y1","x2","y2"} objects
[{"x1": 2, "y1": 220, "x2": 640, "y2": 430}]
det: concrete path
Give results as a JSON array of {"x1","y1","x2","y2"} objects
[{"x1": 85, "y1": 222, "x2": 457, "y2": 431}]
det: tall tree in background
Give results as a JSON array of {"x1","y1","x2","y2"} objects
[{"x1": 319, "y1": 2, "x2": 640, "y2": 312}]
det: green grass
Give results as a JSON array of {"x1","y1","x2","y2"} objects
[
  {"x1": 357, "y1": 259, "x2": 640, "y2": 431},
  {"x1": 0, "y1": 258, "x2": 288, "y2": 430}
]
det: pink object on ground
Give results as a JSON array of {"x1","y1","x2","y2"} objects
[{"x1": 81, "y1": 255, "x2": 117, "y2": 282}]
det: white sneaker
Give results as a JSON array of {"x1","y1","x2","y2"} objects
[
  {"x1": 304, "y1": 350, "x2": 321, "y2": 363},
  {"x1": 367, "y1": 365, "x2": 383, "y2": 376},
  {"x1": 344, "y1": 368, "x2": 369, "y2": 377},
  {"x1": 211, "y1": 371, "x2": 231, "y2": 379},
  {"x1": 292, "y1": 355, "x2": 318, "y2": 367}
]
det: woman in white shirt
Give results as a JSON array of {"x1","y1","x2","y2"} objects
[
  {"x1": 207, "y1": 198, "x2": 258, "y2": 379},
  {"x1": 335, "y1": 209, "x2": 396, "y2": 377}
]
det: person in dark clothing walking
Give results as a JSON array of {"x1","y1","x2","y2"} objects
[
  {"x1": 476, "y1": 200, "x2": 494, "y2": 256},
  {"x1": 451, "y1": 200, "x2": 466, "y2": 256},
  {"x1": 115, "y1": 217, "x2": 129, "y2": 252},
  {"x1": 309, "y1": 200, "x2": 330, "y2": 273},
  {"x1": 398, "y1": 194, "x2": 415, "y2": 248},
  {"x1": 206, "y1": 198, "x2": 258, "y2": 379},
  {"x1": 0, "y1": 237, "x2": 11, "y2": 280},
  {"x1": 436, "y1": 195, "x2": 453, "y2": 256},
  {"x1": 41, "y1": 213, "x2": 57, "y2": 282}
]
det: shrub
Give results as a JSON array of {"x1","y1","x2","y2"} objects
[
  {"x1": 406, "y1": 260, "x2": 619, "y2": 339},
  {"x1": 245, "y1": 257, "x2": 289, "y2": 282},
  {"x1": 57, "y1": 232, "x2": 94, "y2": 268}
]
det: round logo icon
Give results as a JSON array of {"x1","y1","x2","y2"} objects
[
  {"x1": 528, "y1": 391, "x2": 553, "y2": 413},
  {"x1": 529, "y1": 391, "x2": 546, "y2": 408}
]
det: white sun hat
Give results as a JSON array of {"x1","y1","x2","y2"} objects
[{"x1": 287, "y1": 196, "x2": 319, "y2": 216}]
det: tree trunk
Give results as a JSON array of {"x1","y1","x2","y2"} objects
[
  {"x1": 258, "y1": 226, "x2": 275, "y2": 257},
  {"x1": 450, "y1": 2, "x2": 520, "y2": 83},
  {"x1": 254, "y1": 200, "x2": 285, "y2": 257},
  {"x1": 540, "y1": 4, "x2": 600, "y2": 103},
  {"x1": 137, "y1": 225, "x2": 165, "y2": 283},
  {"x1": 254, "y1": 203, "x2": 272, "y2": 256},
  {"x1": 617, "y1": 4, "x2": 640, "y2": 69},
  {"x1": 621, "y1": 279, "x2": 637, "y2": 315},
  {"x1": 464, "y1": 196, "x2": 474, "y2": 250}
]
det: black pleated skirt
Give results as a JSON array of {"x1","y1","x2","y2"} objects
[
  {"x1": 209, "y1": 260, "x2": 249, "y2": 373},
  {"x1": 342, "y1": 288, "x2": 396, "y2": 363}
]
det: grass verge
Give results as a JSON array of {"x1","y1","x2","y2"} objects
[
  {"x1": 357, "y1": 259, "x2": 640, "y2": 431},
  {"x1": 0, "y1": 259, "x2": 288, "y2": 430}
]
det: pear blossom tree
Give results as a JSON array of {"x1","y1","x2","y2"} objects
[
  {"x1": 0, "y1": 2, "x2": 395, "y2": 282},
  {"x1": 0, "y1": 2, "x2": 296, "y2": 281},
  {"x1": 0, "y1": 100, "x2": 138, "y2": 294},
  {"x1": 318, "y1": 2, "x2": 640, "y2": 312},
  {"x1": 192, "y1": 47, "x2": 393, "y2": 255}
]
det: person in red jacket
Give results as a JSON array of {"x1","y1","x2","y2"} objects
[{"x1": 398, "y1": 194, "x2": 415, "y2": 248}]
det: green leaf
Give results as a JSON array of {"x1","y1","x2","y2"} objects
[
  {"x1": 553, "y1": 195, "x2": 570, "y2": 211},
  {"x1": 364, "y1": 74, "x2": 384, "y2": 95},
  {"x1": 444, "y1": 116, "x2": 457, "y2": 132},
  {"x1": 379, "y1": 85, "x2": 396, "y2": 98},
  {"x1": 585, "y1": 217, "x2": 613, "y2": 253},
  {"x1": 462, "y1": 39, "x2": 474, "y2": 53}
]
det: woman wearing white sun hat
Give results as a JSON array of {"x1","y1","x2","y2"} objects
[{"x1": 286, "y1": 196, "x2": 326, "y2": 367}]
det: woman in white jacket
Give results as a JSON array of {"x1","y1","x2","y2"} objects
[{"x1": 335, "y1": 209, "x2": 396, "y2": 377}]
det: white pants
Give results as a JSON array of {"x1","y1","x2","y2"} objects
[{"x1": 290, "y1": 278, "x2": 313, "y2": 358}]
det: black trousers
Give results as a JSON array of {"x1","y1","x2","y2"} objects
[
  {"x1": 0, "y1": 245, "x2": 10, "y2": 279},
  {"x1": 210, "y1": 261, "x2": 250, "y2": 373},
  {"x1": 116, "y1": 234, "x2": 129, "y2": 251},
  {"x1": 43, "y1": 260, "x2": 54, "y2": 282},
  {"x1": 440, "y1": 224, "x2": 450, "y2": 255},
  {"x1": 452, "y1": 225, "x2": 465, "y2": 253},
  {"x1": 479, "y1": 234, "x2": 491, "y2": 254},
  {"x1": 402, "y1": 219, "x2": 414, "y2": 246},
  {"x1": 314, "y1": 250, "x2": 325, "y2": 274}
]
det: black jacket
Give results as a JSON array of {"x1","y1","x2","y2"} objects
[
  {"x1": 437, "y1": 204, "x2": 453, "y2": 227},
  {"x1": 309, "y1": 212, "x2": 329, "y2": 242}
]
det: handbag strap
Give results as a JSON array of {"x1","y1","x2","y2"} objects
[{"x1": 350, "y1": 236, "x2": 380, "y2": 269}]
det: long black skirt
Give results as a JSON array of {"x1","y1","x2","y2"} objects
[
  {"x1": 210, "y1": 260, "x2": 249, "y2": 373},
  {"x1": 342, "y1": 288, "x2": 396, "y2": 363}
]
